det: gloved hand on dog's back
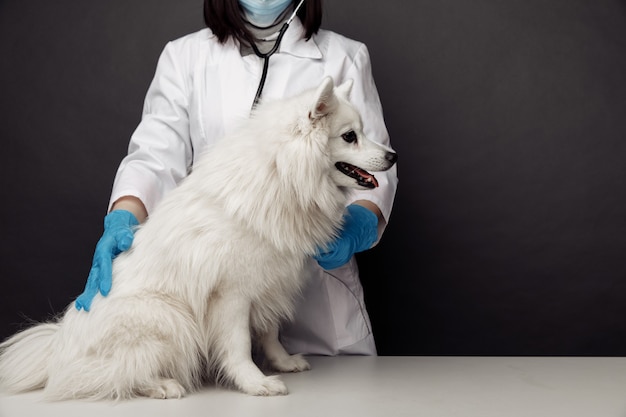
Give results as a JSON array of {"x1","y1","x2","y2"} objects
[
  {"x1": 314, "y1": 204, "x2": 378, "y2": 270},
  {"x1": 75, "y1": 210, "x2": 139, "y2": 311}
]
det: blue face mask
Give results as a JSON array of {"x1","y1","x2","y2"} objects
[{"x1": 239, "y1": 0, "x2": 293, "y2": 27}]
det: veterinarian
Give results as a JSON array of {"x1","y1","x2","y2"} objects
[{"x1": 75, "y1": 0, "x2": 398, "y2": 356}]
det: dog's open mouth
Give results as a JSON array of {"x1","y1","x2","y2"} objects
[{"x1": 335, "y1": 162, "x2": 379, "y2": 188}]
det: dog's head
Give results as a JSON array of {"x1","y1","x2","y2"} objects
[{"x1": 308, "y1": 77, "x2": 398, "y2": 190}]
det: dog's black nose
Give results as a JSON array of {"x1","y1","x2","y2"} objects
[{"x1": 386, "y1": 151, "x2": 398, "y2": 164}]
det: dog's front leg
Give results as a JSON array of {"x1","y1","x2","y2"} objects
[
  {"x1": 261, "y1": 325, "x2": 311, "y2": 373},
  {"x1": 210, "y1": 292, "x2": 288, "y2": 396}
]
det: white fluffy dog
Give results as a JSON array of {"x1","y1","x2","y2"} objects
[{"x1": 0, "y1": 76, "x2": 397, "y2": 400}]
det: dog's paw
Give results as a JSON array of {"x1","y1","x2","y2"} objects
[
  {"x1": 241, "y1": 375, "x2": 288, "y2": 396},
  {"x1": 143, "y1": 378, "x2": 186, "y2": 399},
  {"x1": 270, "y1": 353, "x2": 311, "y2": 373}
]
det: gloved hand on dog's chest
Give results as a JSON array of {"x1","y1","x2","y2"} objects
[
  {"x1": 75, "y1": 210, "x2": 139, "y2": 311},
  {"x1": 313, "y1": 204, "x2": 378, "y2": 270}
]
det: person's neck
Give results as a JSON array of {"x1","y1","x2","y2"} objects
[{"x1": 240, "y1": 5, "x2": 294, "y2": 56}]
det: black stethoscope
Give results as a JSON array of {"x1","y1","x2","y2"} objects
[{"x1": 249, "y1": 0, "x2": 306, "y2": 109}]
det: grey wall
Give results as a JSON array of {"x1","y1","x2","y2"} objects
[{"x1": 1, "y1": 0, "x2": 625, "y2": 355}]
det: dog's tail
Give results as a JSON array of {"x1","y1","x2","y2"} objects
[{"x1": 0, "y1": 323, "x2": 59, "y2": 394}]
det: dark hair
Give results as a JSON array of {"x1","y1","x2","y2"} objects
[{"x1": 203, "y1": 0, "x2": 322, "y2": 46}]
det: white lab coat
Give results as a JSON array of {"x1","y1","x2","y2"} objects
[{"x1": 109, "y1": 18, "x2": 398, "y2": 355}]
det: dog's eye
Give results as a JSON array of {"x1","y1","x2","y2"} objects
[{"x1": 341, "y1": 130, "x2": 357, "y2": 143}]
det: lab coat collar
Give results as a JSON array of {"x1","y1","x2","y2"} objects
[
  {"x1": 278, "y1": 18, "x2": 322, "y2": 60},
  {"x1": 227, "y1": 18, "x2": 322, "y2": 60}
]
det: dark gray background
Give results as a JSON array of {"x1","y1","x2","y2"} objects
[{"x1": 1, "y1": 0, "x2": 625, "y2": 356}]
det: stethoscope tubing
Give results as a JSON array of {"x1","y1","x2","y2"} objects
[
  {"x1": 250, "y1": 22, "x2": 291, "y2": 109},
  {"x1": 249, "y1": 0, "x2": 306, "y2": 110}
]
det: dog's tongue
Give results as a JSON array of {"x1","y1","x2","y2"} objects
[
  {"x1": 356, "y1": 167, "x2": 379, "y2": 187},
  {"x1": 336, "y1": 162, "x2": 379, "y2": 188}
]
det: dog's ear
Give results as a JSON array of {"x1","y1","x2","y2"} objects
[
  {"x1": 335, "y1": 79, "x2": 354, "y2": 101},
  {"x1": 309, "y1": 76, "x2": 335, "y2": 120}
]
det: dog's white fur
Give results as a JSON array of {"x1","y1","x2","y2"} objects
[{"x1": 0, "y1": 77, "x2": 396, "y2": 400}]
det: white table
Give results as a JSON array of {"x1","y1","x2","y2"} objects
[{"x1": 1, "y1": 356, "x2": 626, "y2": 417}]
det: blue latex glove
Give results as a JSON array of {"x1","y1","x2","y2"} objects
[
  {"x1": 314, "y1": 204, "x2": 378, "y2": 270},
  {"x1": 75, "y1": 210, "x2": 139, "y2": 311}
]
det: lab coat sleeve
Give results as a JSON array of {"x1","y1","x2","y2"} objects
[
  {"x1": 108, "y1": 41, "x2": 193, "y2": 215},
  {"x1": 343, "y1": 44, "x2": 399, "y2": 239}
]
